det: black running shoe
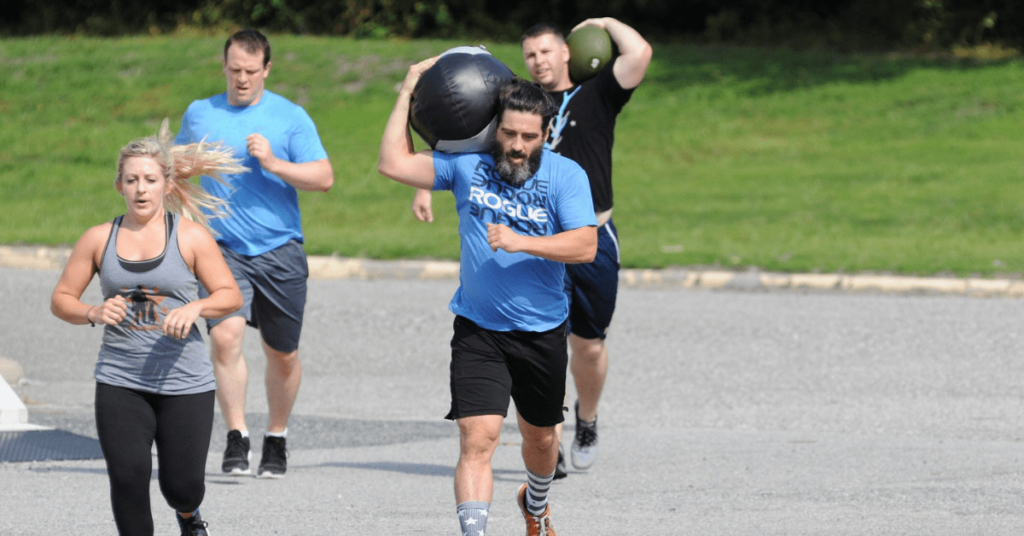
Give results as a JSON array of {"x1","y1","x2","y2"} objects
[
  {"x1": 554, "y1": 443, "x2": 568, "y2": 480},
  {"x1": 221, "y1": 430, "x2": 250, "y2": 475},
  {"x1": 176, "y1": 510, "x2": 210, "y2": 536},
  {"x1": 257, "y1": 435, "x2": 288, "y2": 479}
]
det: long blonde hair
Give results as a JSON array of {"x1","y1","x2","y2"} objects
[{"x1": 115, "y1": 119, "x2": 247, "y2": 229}]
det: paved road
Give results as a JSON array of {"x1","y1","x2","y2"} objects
[{"x1": 2, "y1": 266, "x2": 1023, "y2": 535}]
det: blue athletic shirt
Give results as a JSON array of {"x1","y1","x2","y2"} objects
[
  {"x1": 175, "y1": 90, "x2": 329, "y2": 256},
  {"x1": 433, "y1": 148, "x2": 596, "y2": 332}
]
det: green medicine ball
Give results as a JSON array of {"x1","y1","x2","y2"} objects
[{"x1": 566, "y1": 25, "x2": 613, "y2": 84}]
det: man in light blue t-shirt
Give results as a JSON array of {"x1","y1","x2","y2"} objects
[
  {"x1": 413, "y1": 20, "x2": 653, "y2": 480},
  {"x1": 175, "y1": 29, "x2": 334, "y2": 480},
  {"x1": 379, "y1": 57, "x2": 596, "y2": 536}
]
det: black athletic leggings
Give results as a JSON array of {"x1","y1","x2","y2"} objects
[{"x1": 94, "y1": 382, "x2": 215, "y2": 536}]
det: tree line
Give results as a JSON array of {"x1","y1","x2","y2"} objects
[{"x1": 2, "y1": 0, "x2": 1021, "y2": 51}]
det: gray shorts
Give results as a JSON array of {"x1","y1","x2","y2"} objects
[{"x1": 202, "y1": 240, "x2": 309, "y2": 353}]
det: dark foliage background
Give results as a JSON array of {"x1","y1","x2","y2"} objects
[{"x1": 1, "y1": 0, "x2": 1021, "y2": 50}]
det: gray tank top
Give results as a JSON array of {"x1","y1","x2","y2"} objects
[{"x1": 94, "y1": 213, "x2": 215, "y2": 395}]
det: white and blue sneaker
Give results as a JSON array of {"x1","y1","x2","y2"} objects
[{"x1": 570, "y1": 400, "x2": 598, "y2": 470}]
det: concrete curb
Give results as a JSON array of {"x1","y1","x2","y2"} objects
[{"x1": 3, "y1": 244, "x2": 1022, "y2": 297}]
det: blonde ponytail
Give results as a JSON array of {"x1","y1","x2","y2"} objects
[{"x1": 116, "y1": 119, "x2": 248, "y2": 232}]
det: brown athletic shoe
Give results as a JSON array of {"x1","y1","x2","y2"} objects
[{"x1": 517, "y1": 483, "x2": 557, "y2": 536}]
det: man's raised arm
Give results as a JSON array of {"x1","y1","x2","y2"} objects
[{"x1": 378, "y1": 57, "x2": 440, "y2": 190}]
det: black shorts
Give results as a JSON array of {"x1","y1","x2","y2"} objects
[
  {"x1": 202, "y1": 240, "x2": 309, "y2": 353},
  {"x1": 445, "y1": 316, "x2": 568, "y2": 427}
]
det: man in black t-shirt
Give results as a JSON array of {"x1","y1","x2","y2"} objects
[{"x1": 412, "y1": 17, "x2": 652, "y2": 478}]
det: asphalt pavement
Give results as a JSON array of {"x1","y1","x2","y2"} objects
[{"x1": 2, "y1": 258, "x2": 1024, "y2": 535}]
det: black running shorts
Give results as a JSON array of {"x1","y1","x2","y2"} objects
[{"x1": 445, "y1": 315, "x2": 568, "y2": 427}]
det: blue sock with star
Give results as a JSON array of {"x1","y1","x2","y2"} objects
[{"x1": 457, "y1": 501, "x2": 489, "y2": 536}]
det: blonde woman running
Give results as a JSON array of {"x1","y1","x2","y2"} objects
[{"x1": 51, "y1": 120, "x2": 244, "y2": 536}]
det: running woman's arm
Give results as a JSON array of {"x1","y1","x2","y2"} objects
[{"x1": 50, "y1": 223, "x2": 128, "y2": 326}]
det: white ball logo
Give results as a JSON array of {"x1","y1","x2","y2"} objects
[{"x1": 590, "y1": 58, "x2": 601, "y2": 69}]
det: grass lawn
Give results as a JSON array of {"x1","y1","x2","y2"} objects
[{"x1": 2, "y1": 36, "x2": 1023, "y2": 275}]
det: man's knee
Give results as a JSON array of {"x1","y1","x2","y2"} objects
[
  {"x1": 263, "y1": 344, "x2": 300, "y2": 370},
  {"x1": 458, "y1": 417, "x2": 502, "y2": 458},
  {"x1": 520, "y1": 427, "x2": 558, "y2": 473},
  {"x1": 522, "y1": 428, "x2": 557, "y2": 453},
  {"x1": 569, "y1": 335, "x2": 605, "y2": 363},
  {"x1": 209, "y1": 318, "x2": 246, "y2": 363}
]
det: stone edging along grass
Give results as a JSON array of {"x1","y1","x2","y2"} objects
[{"x1": 2, "y1": 245, "x2": 1021, "y2": 297}]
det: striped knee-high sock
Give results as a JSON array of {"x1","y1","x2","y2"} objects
[{"x1": 525, "y1": 469, "x2": 555, "y2": 516}]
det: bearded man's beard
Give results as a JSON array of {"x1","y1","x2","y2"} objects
[{"x1": 491, "y1": 142, "x2": 543, "y2": 187}]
